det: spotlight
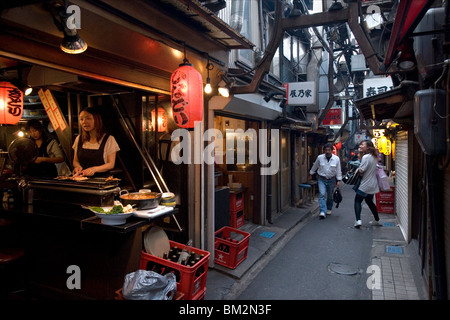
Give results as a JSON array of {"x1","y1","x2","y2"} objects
[
  {"x1": 218, "y1": 84, "x2": 229, "y2": 97},
  {"x1": 264, "y1": 92, "x2": 277, "y2": 103},
  {"x1": 58, "y1": 7, "x2": 87, "y2": 54}
]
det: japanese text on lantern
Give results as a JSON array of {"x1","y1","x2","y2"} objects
[{"x1": 171, "y1": 69, "x2": 189, "y2": 127}]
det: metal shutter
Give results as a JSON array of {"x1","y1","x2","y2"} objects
[{"x1": 395, "y1": 130, "x2": 410, "y2": 241}]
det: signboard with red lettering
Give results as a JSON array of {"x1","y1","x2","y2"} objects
[{"x1": 322, "y1": 108, "x2": 342, "y2": 125}]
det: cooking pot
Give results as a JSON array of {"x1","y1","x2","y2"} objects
[{"x1": 119, "y1": 190, "x2": 162, "y2": 210}]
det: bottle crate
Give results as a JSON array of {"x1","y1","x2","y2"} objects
[
  {"x1": 230, "y1": 208, "x2": 244, "y2": 229},
  {"x1": 376, "y1": 187, "x2": 395, "y2": 202},
  {"x1": 214, "y1": 226, "x2": 250, "y2": 269},
  {"x1": 230, "y1": 191, "x2": 244, "y2": 211},
  {"x1": 140, "y1": 240, "x2": 210, "y2": 300}
]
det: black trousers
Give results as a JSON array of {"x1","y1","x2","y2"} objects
[{"x1": 354, "y1": 193, "x2": 379, "y2": 221}]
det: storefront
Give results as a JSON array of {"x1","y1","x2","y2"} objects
[{"x1": 0, "y1": 0, "x2": 253, "y2": 299}]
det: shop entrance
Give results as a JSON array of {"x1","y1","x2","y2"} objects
[{"x1": 214, "y1": 115, "x2": 262, "y2": 225}]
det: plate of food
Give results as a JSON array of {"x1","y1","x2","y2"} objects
[{"x1": 87, "y1": 202, "x2": 134, "y2": 225}]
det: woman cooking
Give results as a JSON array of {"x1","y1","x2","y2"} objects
[
  {"x1": 24, "y1": 119, "x2": 65, "y2": 178},
  {"x1": 72, "y1": 107, "x2": 120, "y2": 178}
]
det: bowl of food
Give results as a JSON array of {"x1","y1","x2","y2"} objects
[
  {"x1": 119, "y1": 190, "x2": 162, "y2": 210},
  {"x1": 88, "y1": 204, "x2": 134, "y2": 225}
]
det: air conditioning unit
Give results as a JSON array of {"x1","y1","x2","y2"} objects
[{"x1": 414, "y1": 89, "x2": 446, "y2": 155}]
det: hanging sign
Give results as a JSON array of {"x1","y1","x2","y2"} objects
[
  {"x1": 38, "y1": 89, "x2": 67, "y2": 131},
  {"x1": 363, "y1": 76, "x2": 394, "y2": 98},
  {"x1": 322, "y1": 108, "x2": 342, "y2": 125},
  {"x1": 0, "y1": 81, "x2": 23, "y2": 124},
  {"x1": 283, "y1": 81, "x2": 315, "y2": 105}
]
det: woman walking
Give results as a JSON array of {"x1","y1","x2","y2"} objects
[{"x1": 353, "y1": 140, "x2": 381, "y2": 228}]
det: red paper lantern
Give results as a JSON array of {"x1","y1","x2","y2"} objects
[
  {"x1": 0, "y1": 81, "x2": 23, "y2": 124},
  {"x1": 335, "y1": 141, "x2": 342, "y2": 150},
  {"x1": 151, "y1": 108, "x2": 168, "y2": 132},
  {"x1": 170, "y1": 60, "x2": 203, "y2": 129}
]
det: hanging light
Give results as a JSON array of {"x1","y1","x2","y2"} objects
[
  {"x1": 170, "y1": 50, "x2": 203, "y2": 129},
  {"x1": 0, "y1": 81, "x2": 23, "y2": 125},
  {"x1": 377, "y1": 136, "x2": 387, "y2": 154},
  {"x1": 204, "y1": 62, "x2": 213, "y2": 94}
]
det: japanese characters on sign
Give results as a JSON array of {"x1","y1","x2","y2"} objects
[
  {"x1": 363, "y1": 77, "x2": 394, "y2": 98},
  {"x1": 322, "y1": 108, "x2": 342, "y2": 126},
  {"x1": 283, "y1": 82, "x2": 315, "y2": 105}
]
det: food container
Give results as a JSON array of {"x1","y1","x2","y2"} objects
[
  {"x1": 161, "y1": 192, "x2": 176, "y2": 207},
  {"x1": 119, "y1": 190, "x2": 162, "y2": 210}
]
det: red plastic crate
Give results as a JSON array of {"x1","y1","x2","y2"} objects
[
  {"x1": 377, "y1": 202, "x2": 395, "y2": 214},
  {"x1": 376, "y1": 187, "x2": 395, "y2": 202},
  {"x1": 230, "y1": 208, "x2": 244, "y2": 229},
  {"x1": 140, "y1": 240, "x2": 210, "y2": 300},
  {"x1": 230, "y1": 191, "x2": 244, "y2": 211},
  {"x1": 214, "y1": 226, "x2": 250, "y2": 269}
]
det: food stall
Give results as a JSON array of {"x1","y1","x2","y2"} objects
[{"x1": 0, "y1": 87, "x2": 183, "y2": 300}]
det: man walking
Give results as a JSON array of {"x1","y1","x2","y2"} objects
[{"x1": 309, "y1": 143, "x2": 342, "y2": 219}]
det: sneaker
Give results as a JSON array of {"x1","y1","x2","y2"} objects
[
  {"x1": 326, "y1": 210, "x2": 332, "y2": 215},
  {"x1": 354, "y1": 220, "x2": 362, "y2": 228},
  {"x1": 319, "y1": 212, "x2": 326, "y2": 219},
  {"x1": 370, "y1": 219, "x2": 382, "y2": 226}
]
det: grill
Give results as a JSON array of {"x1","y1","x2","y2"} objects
[{"x1": 28, "y1": 177, "x2": 121, "y2": 207}]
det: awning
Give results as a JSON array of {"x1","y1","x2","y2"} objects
[
  {"x1": 384, "y1": 0, "x2": 434, "y2": 67},
  {"x1": 354, "y1": 82, "x2": 418, "y2": 124}
]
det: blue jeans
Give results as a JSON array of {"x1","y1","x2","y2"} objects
[{"x1": 318, "y1": 177, "x2": 336, "y2": 213}]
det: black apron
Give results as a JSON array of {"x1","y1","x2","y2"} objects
[
  {"x1": 25, "y1": 138, "x2": 58, "y2": 178},
  {"x1": 77, "y1": 134, "x2": 110, "y2": 178}
]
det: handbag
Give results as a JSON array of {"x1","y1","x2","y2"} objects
[
  {"x1": 333, "y1": 188, "x2": 342, "y2": 208},
  {"x1": 352, "y1": 173, "x2": 362, "y2": 192},
  {"x1": 376, "y1": 166, "x2": 391, "y2": 191}
]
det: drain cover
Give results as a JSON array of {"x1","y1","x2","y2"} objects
[{"x1": 328, "y1": 263, "x2": 359, "y2": 275}]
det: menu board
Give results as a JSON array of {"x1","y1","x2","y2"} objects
[{"x1": 38, "y1": 89, "x2": 67, "y2": 132}]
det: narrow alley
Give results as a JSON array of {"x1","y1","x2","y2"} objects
[{"x1": 206, "y1": 185, "x2": 427, "y2": 300}]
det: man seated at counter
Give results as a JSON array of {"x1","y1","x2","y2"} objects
[
  {"x1": 72, "y1": 107, "x2": 120, "y2": 178},
  {"x1": 24, "y1": 119, "x2": 65, "y2": 178}
]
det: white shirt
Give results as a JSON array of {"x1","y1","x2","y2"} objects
[
  {"x1": 358, "y1": 154, "x2": 379, "y2": 194},
  {"x1": 72, "y1": 135, "x2": 120, "y2": 164},
  {"x1": 310, "y1": 154, "x2": 342, "y2": 180}
]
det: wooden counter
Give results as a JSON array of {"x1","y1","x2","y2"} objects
[{"x1": 0, "y1": 201, "x2": 178, "y2": 300}]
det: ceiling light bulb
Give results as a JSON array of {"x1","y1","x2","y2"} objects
[
  {"x1": 24, "y1": 87, "x2": 32, "y2": 96},
  {"x1": 204, "y1": 78, "x2": 212, "y2": 94}
]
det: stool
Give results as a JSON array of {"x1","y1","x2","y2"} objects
[
  {"x1": 306, "y1": 181, "x2": 318, "y2": 201},
  {"x1": 298, "y1": 184, "x2": 312, "y2": 206}
]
